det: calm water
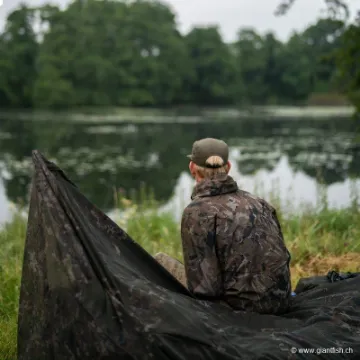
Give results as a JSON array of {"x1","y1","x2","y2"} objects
[{"x1": 0, "y1": 113, "x2": 359, "y2": 224}]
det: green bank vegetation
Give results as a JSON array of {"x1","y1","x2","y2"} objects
[
  {"x1": 0, "y1": 0, "x2": 359, "y2": 111},
  {"x1": 1, "y1": 187, "x2": 360, "y2": 359}
]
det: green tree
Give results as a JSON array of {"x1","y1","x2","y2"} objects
[
  {"x1": 277, "y1": 32, "x2": 312, "y2": 102},
  {"x1": 183, "y1": 26, "x2": 238, "y2": 105},
  {"x1": 33, "y1": 0, "x2": 120, "y2": 108},
  {"x1": 120, "y1": 0, "x2": 193, "y2": 106},
  {"x1": 0, "y1": 5, "x2": 38, "y2": 108},
  {"x1": 33, "y1": 0, "x2": 192, "y2": 108},
  {"x1": 276, "y1": 0, "x2": 360, "y2": 111},
  {"x1": 233, "y1": 28, "x2": 267, "y2": 105},
  {"x1": 262, "y1": 32, "x2": 286, "y2": 104},
  {"x1": 275, "y1": 0, "x2": 350, "y2": 19},
  {"x1": 301, "y1": 18, "x2": 345, "y2": 93},
  {"x1": 335, "y1": 23, "x2": 360, "y2": 113},
  {"x1": 0, "y1": 0, "x2": 358, "y2": 109}
]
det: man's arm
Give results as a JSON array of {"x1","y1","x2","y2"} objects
[
  {"x1": 269, "y1": 204, "x2": 292, "y2": 265},
  {"x1": 180, "y1": 206, "x2": 223, "y2": 300}
]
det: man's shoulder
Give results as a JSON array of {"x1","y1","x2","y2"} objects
[
  {"x1": 183, "y1": 197, "x2": 214, "y2": 216},
  {"x1": 183, "y1": 191, "x2": 246, "y2": 220},
  {"x1": 181, "y1": 199, "x2": 215, "y2": 234},
  {"x1": 183, "y1": 189, "x2": 275, "y2": 218},
  {"x1": 236, "y1": 189, "x2": 275, "y2": 212}
]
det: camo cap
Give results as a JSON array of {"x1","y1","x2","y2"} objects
[{"x1": 187, "y1": 138, "x2": 229, "y2": 168}]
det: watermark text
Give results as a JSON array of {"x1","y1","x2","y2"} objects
[{"x1": 290, "y1": 347, "x2": 353, "y2": 355}]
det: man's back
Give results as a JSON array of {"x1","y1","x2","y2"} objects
[{"x1": 181, "y1": 174, "x2": 291, "y2": 314}]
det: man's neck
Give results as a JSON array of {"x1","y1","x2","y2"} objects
[{"x1": 191, "y1": 174, "x2": 238, "y2": 200}]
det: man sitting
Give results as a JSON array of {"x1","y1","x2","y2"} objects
[{"x1": 156, "y1": 138, "x2": 292, "y2": 314}]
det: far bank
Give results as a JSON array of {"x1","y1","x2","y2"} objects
[{"x1": 0, "y1": 105, "x2": 356, "y2": 123}]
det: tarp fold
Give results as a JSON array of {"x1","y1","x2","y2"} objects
[{"x1": 18, "y1": 150, "x2": 360, "y2": 359}]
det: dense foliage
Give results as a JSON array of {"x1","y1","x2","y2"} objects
[{"x1": 0, "y1": 0, "x2": 359, "y2": 109}]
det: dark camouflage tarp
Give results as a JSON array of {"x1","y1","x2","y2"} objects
[{"x1": 18, "y1": 150, "x2": 360, "y2": 360}]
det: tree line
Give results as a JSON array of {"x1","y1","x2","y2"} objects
[{"x1": 0, "y1": 0, "x2": 359, "y2": 110}]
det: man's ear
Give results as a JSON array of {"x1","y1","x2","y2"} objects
[
  {"x1": 189, "y1": 161, "x2": 196, "y2": 176},
  {"x1": 226, "y1": 161, "x2": 232, "y2": 173}
]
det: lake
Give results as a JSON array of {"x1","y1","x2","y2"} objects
[{"x1": 0, "y1": 110, "x2": 359, "y2": 225}]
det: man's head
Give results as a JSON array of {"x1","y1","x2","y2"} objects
[{"x1": 187, "y1": 138, "x2": 231, "y2": 182}]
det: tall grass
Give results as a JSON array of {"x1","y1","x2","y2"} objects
[
  {"x1": 0, "y1": 215, "x2": 27, "y2": 360},
  {"x1": 0, "y1": 186, "x2": 360, "y2": 359}
]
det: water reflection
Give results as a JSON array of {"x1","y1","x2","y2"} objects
[
  {"x1": 0, "y1": 176, "x2": 11, "y2": 224},
  {"x1": 0, "y1": 115, "x2": 358, "y2": 224},
  {"x1": 157, "y1": 155, "x2": 360, "y2": 222}
]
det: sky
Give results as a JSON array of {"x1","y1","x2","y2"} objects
[{"x1": 0, "y1": 0, "x2": 359, "y2": 42}]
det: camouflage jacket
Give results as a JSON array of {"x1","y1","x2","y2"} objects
[{"x1": 181, "y1": 174, "x2": 292, "y2": 314}]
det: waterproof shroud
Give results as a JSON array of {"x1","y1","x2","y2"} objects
[{"x1": 18, "y1": 150, "x2": 360, "y2": 360}]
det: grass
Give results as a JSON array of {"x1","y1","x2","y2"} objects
[
  {"x1": 1, "y1": 187, "x2": 360, "y2": 360},
  {"x1": 0, "y1": 215, "x2": 27, "y2": 360}
]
